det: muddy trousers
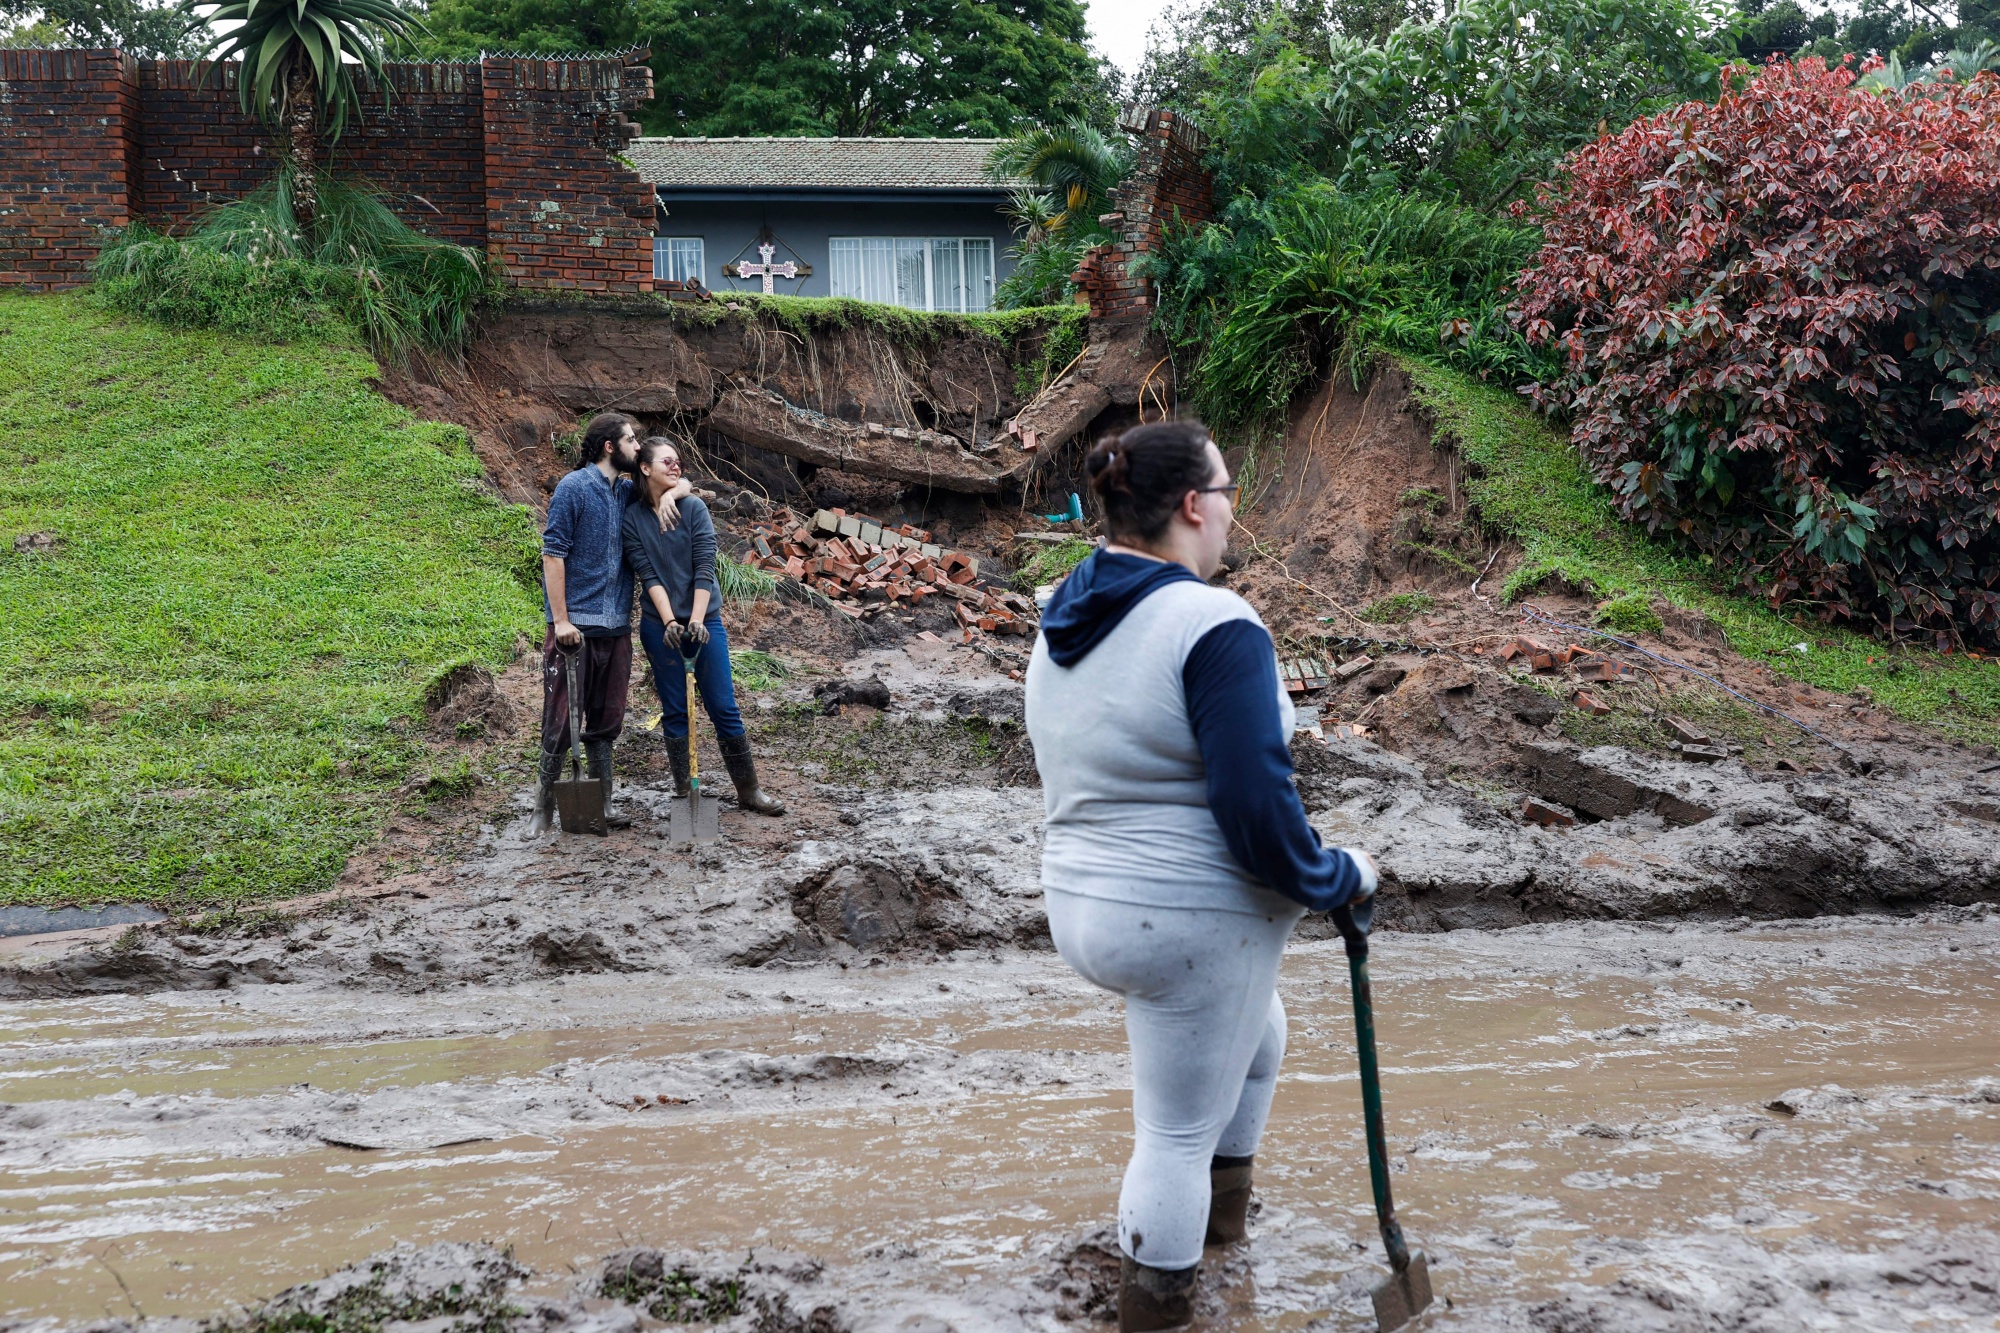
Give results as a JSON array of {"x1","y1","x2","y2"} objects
[
  {"x1": 1044, "y1": 887, "x2": 1304, "y2": 1272},
  {"x1": 539, "y1": 627, "x2": 633, "y2": 759}
]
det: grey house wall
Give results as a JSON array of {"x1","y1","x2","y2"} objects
[{"x1": 652, "y1": 192, "x2": 1019, "y2": 301}]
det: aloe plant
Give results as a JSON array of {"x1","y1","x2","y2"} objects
[{"x1": 179, "y1": 0, "x2": 422, "y2": 228}]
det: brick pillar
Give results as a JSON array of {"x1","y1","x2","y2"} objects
[
  {"x1": 482, "y1": 53, "x2": 657, "y2": 293},
  {"x1": 0, "y1": 48, "x2": 141, "y2": 289},
  {"x1": 1073, "y1": 104, "x2": 1215, "y2": 322}
]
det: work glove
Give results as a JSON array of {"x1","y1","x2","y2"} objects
[
  {"x1": 659, "y1": 619, "x2": 684, "y2": 649},
  {"x1": 1329, "y1": 848, "x2": 1378, "y2": 953},
  {"x1": 684, "y1": 619, "x2": 712, "y2": 647}
]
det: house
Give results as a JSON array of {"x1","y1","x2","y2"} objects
[{"x1": 626, "y1": 137, "x2": 1021, "y2": 312}]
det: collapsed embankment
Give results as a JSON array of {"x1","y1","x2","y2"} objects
[{"x1": 7, "y1": 332, "x2": 1999, "y2": 1000}]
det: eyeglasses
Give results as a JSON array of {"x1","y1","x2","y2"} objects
[{"x1": 1194, "y1": 483, "x2": 1240, "y2": 512}]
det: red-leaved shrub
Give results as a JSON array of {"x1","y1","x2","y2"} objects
[{"x1": 1511, "y1": 58, "x2": 2000, "y2": 647}]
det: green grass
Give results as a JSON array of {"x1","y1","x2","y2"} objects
[
  {"x1": 0, "y1": 292, "x2": 542, "y2": 906},
  {"x1": 1360, "y1": 591, "x2": 1437, "y2": 623},
  {"x1": 1397, "y1": 354, "x2": 2000, "y2": 745},
  {"x1": 1011, "y1": 537, "x2": 1096, "y2": 591}
]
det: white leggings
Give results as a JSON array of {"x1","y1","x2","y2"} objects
[{"x1": 1045, "y1": 886, "x2": 1305, "y2": 1270}]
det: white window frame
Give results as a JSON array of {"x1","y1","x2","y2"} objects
[
  {"x1": 654, "y1": 237, "x2": 704, "y2": 285},
  {"x1": 828, "y1": 237, "x2": 994, "y2": 312}
]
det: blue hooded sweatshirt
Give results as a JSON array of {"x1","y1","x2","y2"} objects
[{"x1": 1034, "y1": 550, "x2": 1373, "y2": 913}]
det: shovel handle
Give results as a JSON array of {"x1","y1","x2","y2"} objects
[
  {"x1": 1332, "y1": 904, "x2": 1414, "y2": 1276},
  {"x1": 685, "y1": 651, "x2": 700, "y2": 792},
  {"x1": 562, "y1": 644, "x2": 587, "y2": 780}
]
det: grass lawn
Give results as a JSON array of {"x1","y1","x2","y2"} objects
[
  {"x1": 1399, "y1": 354, "x2": 2000, "y2": 746},
  {"x1": 0, "y1": 292, "x2": 541, "y2": 907}
]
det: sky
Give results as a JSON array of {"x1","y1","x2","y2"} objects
[{"x1": 1086, "y1": 0, "x2": 1180, "y2": 74}]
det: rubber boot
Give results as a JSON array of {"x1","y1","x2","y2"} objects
[
  {"x1": 718, "y1": 732, "x2": 785, "y2": 815},
  {"x1": 1118, "y1": 1255, "x2": 1196, "y2": 1333},
  {"x1": 525, "y1": 746, "x2": 563, "y2": 836},
  {"x1": 583, "y1": 738, "x2": 633, "y2": 829},
  {"x1": 1205, "y1": 1154, "x2": 1254, "y2": 1247},
  {"x1": 664, "y1": 731, "x2": 692, "y2": 798}
]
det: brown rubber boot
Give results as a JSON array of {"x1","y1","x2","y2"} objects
[
  {"x1": 718, "y1": 732, "x2": 785, "y2": 815},
  {"x1": 1118, "y1": 1255, "x2": 1196, "y2": 1332},
  {"x1": 1205, "y1": 1154, "x2": 1254, "y2": 1247}
]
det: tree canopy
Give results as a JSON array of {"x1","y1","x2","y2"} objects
[
  {"x1": 413, "y1": 0, "x2": 1113, "y2": 138},
  {"x1": 0, "y1": 0, "x2": 195, "y2": 54}
]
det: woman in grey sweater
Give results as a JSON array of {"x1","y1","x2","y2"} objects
[
  {"x1": 1024, "y1": 420, "x2": 1377, "y2": 1331},
  {"x1": 621, "y1": 437, "x2": 784, "y2": 816}
]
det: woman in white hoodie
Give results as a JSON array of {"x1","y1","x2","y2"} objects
[{"x1": 1024, "y1": 420, "x2": 1378, "y2": 1332}]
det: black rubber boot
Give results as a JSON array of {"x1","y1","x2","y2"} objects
[
  {"x1": 583, "y1": 739, "x2": 633, "y2": 829},
  {"x1": 664, "y1": 732, "x2": 692, "y2": 798},
  {"x1": 1205, "y1": 1154, "x2": 1254, "y2": 1246},
  {"x1": 718, "y1": 733, "x2": 785, "y2": 815},
  {"x1": 526, "y1": 746, "x2": 563, "y2": 836},
  {"x1": 1118, "y1": 1255, "x2": 1196, "y2": 1332}
]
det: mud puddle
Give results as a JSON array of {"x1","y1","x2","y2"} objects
[{"x1": 3, "y1": 914, "x2": 1996, "y2": 1329}]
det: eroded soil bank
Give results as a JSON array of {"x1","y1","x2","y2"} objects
[{"x1": 6, "y1": 351, "x2": 1999, "y2": 1331}]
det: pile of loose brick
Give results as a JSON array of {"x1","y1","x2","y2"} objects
[
  {"x1": 1485, "y1": 635, "x2": 1640, "y2": 716},
  {"x1": 740, "y1": 507, "x2": 1038, "y2": 636}
]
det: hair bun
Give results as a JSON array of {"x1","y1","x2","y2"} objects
[{"x1": 1085, "y1": 433, "x2": 1132, "y2": 496}]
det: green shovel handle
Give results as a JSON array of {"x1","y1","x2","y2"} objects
[{"x1": 1330, "y1": 901, "x2": 1414, "y2": 1276}]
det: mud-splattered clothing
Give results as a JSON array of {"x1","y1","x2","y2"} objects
[{"x1": 538, "y1": 627, "x2": 631, "y2": 757}]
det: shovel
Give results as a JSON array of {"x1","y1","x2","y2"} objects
[
  {"x1": 668, "y1": 646, "x2": 721, "y2": 845},
  {"x1": 1331, "y1": 897, "x2": 1434, "y2": 1332},
  {"x1": 553, "y1": 645, "x2": 608, "y2": 835}
]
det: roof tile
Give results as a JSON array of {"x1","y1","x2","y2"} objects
[{"x1": 628, "y1": 137, "x2": 1017, "y2": 191}]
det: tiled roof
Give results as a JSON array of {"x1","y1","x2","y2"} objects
[{"x1": 628, "y1": 137, "x2": 1019, "y2": 191}]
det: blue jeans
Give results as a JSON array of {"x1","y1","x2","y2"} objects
[{"x1": 639, "y1": 611, "x2": 745, "y2": 740}]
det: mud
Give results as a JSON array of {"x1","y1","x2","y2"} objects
[
  {"x1": 4, "y1": 916, "x2": 1997, "y2": 1330},
  {"x1": 8, "y1": 352, "x2": 2000, "y2": 1330}
]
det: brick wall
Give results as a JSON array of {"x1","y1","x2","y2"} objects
[
  {"x1": 0, "y1": 49, "x2": 140, "y2": 289},
  {"x1": 482, "y1": 56, "x2": 655, "y2": 292},
  {"x1": 0, "y1": 49, "x2": 654, "y2": 291},
  {"x1": 1073, "y1": 104, "x2": 1215, "y2": 322}
]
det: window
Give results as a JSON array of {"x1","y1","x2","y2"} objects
[
  {"x1": 654, "y1": 237, "x2": 703, "y2": 284},
  {"x1": 829, "y1": 237, "x2": 994, "y2": 312}
]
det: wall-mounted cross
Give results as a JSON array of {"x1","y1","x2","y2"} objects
[{"x1": 727, "y1": 242, "x2": 798, "y2": 294}]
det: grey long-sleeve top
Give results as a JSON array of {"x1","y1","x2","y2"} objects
[{"x1": 620, "y1": 494, "x2": 722, "y2": 622}]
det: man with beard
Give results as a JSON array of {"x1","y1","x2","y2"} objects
[{"x1": 528, "y1": 412, "x2": 688, "y2": 834}]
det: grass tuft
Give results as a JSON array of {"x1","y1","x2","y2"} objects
[
  {"x1": 717, "y1": 550, "x2": 778, "y2": 604},
  {"x1": 1594, "y1": 592, "x2": 1666, "y2": 637},
  {"x1": 1361, "y1": 592, "x2": 1437, "y2": 622},
  {"x1": 1011, "y1": 538, "x2": 1096, "y2": 591},
  {"x1": 729, "y1": 650, "x2": 793, "y2": 692}
]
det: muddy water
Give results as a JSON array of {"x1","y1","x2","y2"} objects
[{"x1": 3, "y1": 915, "x2": 1996, "y2": 1329}]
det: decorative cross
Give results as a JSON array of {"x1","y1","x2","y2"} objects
[{"x1": 730, "y1": 242, "x2": 798, "y2": 294}]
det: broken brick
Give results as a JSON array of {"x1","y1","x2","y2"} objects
[
  {"x1": 1521, "y1": 797, "x2": 1578, "y2": 828},
  {"x1": 1569, "y1": 690, "x2": 1613, "y2": 716},
  {"x1": 1335, "y1": 655, "x2": 1375, "y2": 680},
  {"x1": 1662, "y1": 715, "x2": 1711, "y2": 746},
  {"x1": 1679, "y1": 743, "x2": 1729, "y2": 763}
]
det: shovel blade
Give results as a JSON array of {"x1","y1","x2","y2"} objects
[
  {"x1": 669, "y1": 791, "x2": 722, "y2": 844},
  {"x1": 553, "y1": 776, "x2": 607, "y2": 835},
  {"x1": 1369, "y1": 1252, "x2": 1433, "y2": 1333}
]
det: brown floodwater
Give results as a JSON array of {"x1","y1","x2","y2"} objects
[{"x1": 2, "y1": 915, "x2": 1996, "y2": 1328}]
